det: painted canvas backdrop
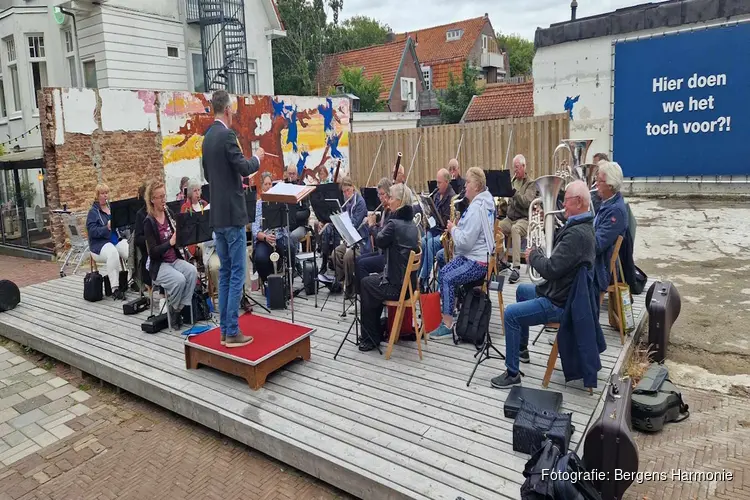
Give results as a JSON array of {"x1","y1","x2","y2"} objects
[{"x1": 612, "y1": 22, "x2": 750, "y2": 177}]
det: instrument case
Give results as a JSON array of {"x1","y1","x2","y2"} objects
[
  {"x1": 267, "y1": 275, "x2": 285, "y2": 309},
  {"x1": 645, "y1": 281, "x2": 681, "y2": 363},
  {"x1": 503, "y1": 386, "x2": 563, "y2": 419},
  {"x1": 631, "y1": 363, "x2": 689, "y2": 432},
  {"x1": 583, "y1": 374, "x2": 639, "y2": 500},
  {"x1": 141, "y1": 313, "x2": 169, "y2": 334}
]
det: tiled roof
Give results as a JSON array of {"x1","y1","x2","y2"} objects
[
  {"x1": 316, "y1": 40, "x2": 409, "y2": 100},
  {"x1": 462, "y1": 81, "x2": 534, "y2": 122},
  {"x1": 429, "y1": 58, "x2": 466, "y2": 90},
  {"x1": 394, "y1": 16, "x2": 488, "y2": 65}
]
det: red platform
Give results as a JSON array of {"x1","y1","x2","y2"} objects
[{"x1": 185, "y1": 313, "x2": 313, "y2": 389}]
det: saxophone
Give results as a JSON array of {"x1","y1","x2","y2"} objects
[{"x1": 440, "y1": 191, "x2": 463, "y2": 262}]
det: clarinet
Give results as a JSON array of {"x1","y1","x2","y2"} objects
[{"x1": 164, "y1": 202, "x2": 178, "y2": 243}]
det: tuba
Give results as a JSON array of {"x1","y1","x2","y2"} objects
[
  {"x1": 552, "y1": 139, "x2": 594, "y2": 186},
  {"x1": 527, "y1": 175, "x2": 566, "y2": 285}
]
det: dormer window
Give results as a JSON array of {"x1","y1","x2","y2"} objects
[{"x1": 446, "y1": 29, "x2": 463, "y2": 41}]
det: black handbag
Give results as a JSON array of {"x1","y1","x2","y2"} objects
[
  {"x1": 521, "y1": 439, "x2": 603, "y2": 500},
  {"x1": 513, "y1": 401, "x2": 574, "y2": 455},
  {"x1": 84, "y1": 271, "x2": 104, "y2": 302}
]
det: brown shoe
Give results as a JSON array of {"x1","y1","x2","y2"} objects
[{"x1": 225, "y1": 333, "x2": 254, "y2": 348}]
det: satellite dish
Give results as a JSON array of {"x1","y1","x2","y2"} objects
[{"x1": 53, "y1": 7, "x2": 66, "y2": 25}]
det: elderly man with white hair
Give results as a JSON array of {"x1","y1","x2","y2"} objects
[
  {"x1": 492, "y1": 180, "x2": 600, "y2": 388},
  {"x1": 498, "y1": 153, "x2": 538, "y2": 284},
  {"x1": 592, "y1": 161, "x2": 629, "y2": 294}
]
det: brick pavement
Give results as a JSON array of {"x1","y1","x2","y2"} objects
[
  {"x1": 0, "y1": 256, "x2": 60, "y2": 289},
  {"x1": 624, "y1": 386, "x2": 750, "y2": 500}
]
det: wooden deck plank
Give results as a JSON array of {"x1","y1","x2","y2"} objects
[{"x1": 0, "y1": 272, "x2": 651, "y2": 500}]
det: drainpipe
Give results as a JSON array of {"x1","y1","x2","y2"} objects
[{"x1": 59, "y1": 8, "x2": 84, "y2": 87}]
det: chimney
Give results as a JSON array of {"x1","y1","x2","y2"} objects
[
  {"x1": 571, "y1": 0, "x2": 578, "y2": 21},
  {"x1": 386, "y1": 30, "x2": 396, "y2": 42}
]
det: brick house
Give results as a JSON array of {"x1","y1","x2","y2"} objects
[
  {"x1": 316, "y1": 38, "x2": 426, "y2": 112},
  {"x1": 395, "y1": 14, "x2": 507, "y2": 92},
  {"x1": 461, "y1": 80, "x2": 534, "y2": 123}
]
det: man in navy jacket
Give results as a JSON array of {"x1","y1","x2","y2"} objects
[
  {"x1": 492, "y1": 181, "x2": 596, "y2": 388},
  {"x1": 593, "y1": 161, "x2": 629, "y2": 294}
]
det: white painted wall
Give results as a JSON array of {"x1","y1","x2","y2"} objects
[
  {"x1": 351, "y1": 112, "x2": 419, "y2": 133},
  {"x1": 77, "y1": 5, "x2": 188, "y2": 91},
  {"x1": 103, "y1": 0, "x2": 181, "y2": 20},
  {"x1": 533, "y1": 14, "x2": 750, "y2": 163}
]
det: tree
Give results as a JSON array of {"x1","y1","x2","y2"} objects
[
  {"x1": 272, "y1": 0, "x2": 327, "y2": 95},
  {"x1": 437, "y1": 62, "x2": 482, "y2": 124},
  {"x1": 496, "y1": 32, "x2": 535, "y2": 77},
  {"x1": 325, "y1": 16, "x2": 390, "y2": 54},
  {"x1": 329, "y1": 66, "x2": 386, "y2": 112}
]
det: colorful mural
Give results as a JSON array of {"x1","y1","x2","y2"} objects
[{"x1": 158, "y1": 92, "x2": 351, "y2": 195}]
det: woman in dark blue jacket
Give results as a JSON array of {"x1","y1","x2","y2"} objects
[{"x1": 87, "y1": 183, "x2": 129, "y2": 298}]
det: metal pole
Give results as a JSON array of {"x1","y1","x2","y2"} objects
[
  {"x1": 455, "y1": 133, "x2": 464, "y2": 158},
  {"x1": 365, "y1": 137, "x2": 385, "y2": 187},
  {"x1": 503, "y1": 126, "x2": 515, "y2": 171},
  {"x1": 404, "y1": 134, "x2": 422, "y2": 184}
]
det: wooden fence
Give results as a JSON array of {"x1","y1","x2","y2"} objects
[{"x1": 348, "y1": 113, "x2": 570, "y2": 191}]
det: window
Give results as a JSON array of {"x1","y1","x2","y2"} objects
[
  {"x1": 446, "y1": 29, "x2": 463, "y2": 41},
  {"x1": 167, "y1": 46, "x2": 178, "y2": 58},
  {"x1": 482, "y1": 34, "x2": 489, "y2": 53},
  {"x1": 27, "y1": 35, "x2": 48, "y2": 110},
  {"x1": 191, "y1": 53, "x2": 204, "y2": 92},
  {"x1": 64, "y1": 30, "x2": 78, "y2": 87},
  {"x1": 335, "y1": 84, "x2": 345, "y2": 93},
  {"x1": 5, "y1": 38, "x2": 21, "y2": 113},
  {"x1": 83, "y1": 60, "x2": 97, "y2": 89},
  {"x1": 247, "y1": 58, "x2": 257, "y2": 94},
  {"x1": 400, "y1": 77, "x2": 416, "y2": 100},
  {"x1": 421, "y1": 66, "x2": 431, "y2": 91}
]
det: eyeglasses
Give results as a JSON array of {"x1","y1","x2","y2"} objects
[
  {"x1": 563, "y1": 195, "x2": 580, "y2": 203},
  {"x1": 152, "y1": 194, "x2": 166, "y2": 200}
]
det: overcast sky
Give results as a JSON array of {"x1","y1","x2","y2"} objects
[{"x1": 337, "y1": 0, "x2": 652, "y2": 41}]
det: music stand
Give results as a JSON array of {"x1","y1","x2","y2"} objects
[
  {"x1": 263, "y1": 182, "x2": 317, "y2": 323},
  {"x1": 309, "y1": 182, "x2": 344, "y2": 308},
  {"x1": 110, "y1": 197, "x2": 144, "y2": 229},
  {"x1": 427, "y1": 180, "x2": 437, "y2": 193},
  {"x1": 485, "y1": 170, "x2": 515, "y2": 198},
  {"x1": 361, "y1": 187, "x2": 380, "y2": 211},
  {"x1": 420, "y1": 194, "x2": 444, "y2": 231},
  {"x1": 201, "y1": 184, "x2": 211, "y2": 204},
  {"x1": 176, "y1": 210, "x2": 213, "y2": 248},
  {"x1": 330, "y1": 211, "x2": 378, "y2": 358},
  {"x1": 450, "y1": 179, "x2": 463, "y2": 194},
  {"x1": 466, "y1": 269, "x2": 508, "y2": 387}
]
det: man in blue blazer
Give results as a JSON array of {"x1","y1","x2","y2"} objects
[
  {"x1": 202, "y1": 90, "x2": 262, "y2": 348},
  {"x1": 592, "y1": 161, "x2": 629, "y2": 295}
]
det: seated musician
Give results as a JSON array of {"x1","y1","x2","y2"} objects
[
  {"x1": 354, "y1": 177, "x2": 393, "y2": 285},
  {"x1": 332, "y1": 176, "x2": 368, "y2": 297},
  {"x1": 175, "y1": 176, "x2": 189, "y2": 201},
  {"x1": 317, "y1": 165, "x2": 331, "y2": 184},
  {"x1": 498, "y1": 154, "x2": 538, "y2": 284},
  {"x1": 448, "y1": 158, "x2": 465, "y2": 193},
  {"x1": 428, "y1": 167, "x2": 496, "y2": 339},
  {"x1": 590, "y1": 152, "x2": 608, "y2": 213},
  {"x1": 132, "y1": 182, "x2": 151, "y2": 289},
  {"x1": 491, "y1": 181, "x2": 597, "y2": 388},
  {"x1": 143, "y1": 180, "x2": 198, "y2": 328},
  {"x1": 418, "y1": 168, "x2": 455, "y2": 291},
  {"x1": 359, "y1": 183, "x2": 420, "y2": 352},
  {"x1": 285, "y1": 164, "x2": 310, "y2": 244},
  {"x1": 251, "y1": 172, "x2": 298, "y2": 284},
  {"x1": 180, "y1": 178, "x2": 210, "y2": 261},
  {"x1": 593, "y1": 161, "x2": 631, "y2": 296},
  {"x1": 87, "y1": 183, "x2": 129, "y2": 299}
]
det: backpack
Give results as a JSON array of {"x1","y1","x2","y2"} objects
[
  {"x1": 521, "y1": 439, "x2": 602, "y2": 500},
  {"x1": 83, "y1": 271, "x2": 104, "y2": 302},
  {"x1": 631, "y1": 363, "x2": 689, "y2": 432},
  {"x1": 453, "y1": 287, "x2": 491, "y2": 350}
]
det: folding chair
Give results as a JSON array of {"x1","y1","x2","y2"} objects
[
  {"x1": 384, "y1": 249, "x2": 424, "y2": 360},
  {"x1": 59, "y1": 212, "x2": 90, "y2": 277}
]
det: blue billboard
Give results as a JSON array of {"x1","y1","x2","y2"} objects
[{"x1": 613, "y1": 22, "x2": 750, "y2": 177}]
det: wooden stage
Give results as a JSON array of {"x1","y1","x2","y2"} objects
[{"x1": 0, "y1": 272, "x2": 649, "y2": 500}]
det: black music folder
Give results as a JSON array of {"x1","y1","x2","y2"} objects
[{"x1": 485, "y1": 170, "x2": 515, "y2": 198}]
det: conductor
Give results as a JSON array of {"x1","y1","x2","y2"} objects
[{"x1": 202, "y1": 90, "x2": 263, "y2": 348}]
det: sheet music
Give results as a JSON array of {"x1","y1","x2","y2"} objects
[
  {"x1": 330, "y1": 212, "x2": 364, "y2": 248},
  {"x1": 267, "y1": 182, "x2": 308, "y2": 197}
]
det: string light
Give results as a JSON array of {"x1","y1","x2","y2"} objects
[{"x1": 1, "y1": 124, "x2": 40, "y2": 146}]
